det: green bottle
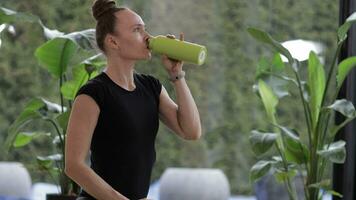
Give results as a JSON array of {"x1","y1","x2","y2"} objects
[{"x1": 148, "y1": 35, "x2": 207, "y2": 65}]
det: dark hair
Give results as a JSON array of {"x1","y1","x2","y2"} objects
[{"x1": 92, "y1": 0, "x2": 127, "y2": 52}]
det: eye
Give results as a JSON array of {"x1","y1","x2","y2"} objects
[{"x1": 133, "y1": 27, "x2": 140, "y2": 32}]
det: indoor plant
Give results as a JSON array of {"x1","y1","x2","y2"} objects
[
  {"x1": 2, "y1": 6, "x2": 105, "y2": 199},
  {"x1": 248, "y1": 12, "x2": 356, "y2": 200}
]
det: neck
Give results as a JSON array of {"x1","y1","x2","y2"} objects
[{"x1": 104, "y1": 55, "x2": 136, "y2": 91}]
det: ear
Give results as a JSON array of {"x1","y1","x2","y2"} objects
[{"x1": 105, "y1": 34, "x2": 120, "y2": 50}]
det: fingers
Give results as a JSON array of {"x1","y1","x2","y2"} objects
[
  {"x1": 179, "y1": 32, "x2": 184, "y2": 41},
  {"x1": 166, "y1": 34, "x2": 175, "y2": 39},
  {"x1": 166, "y1": 32, "x2": 184, "y2": 41},
  {"x1": 162, "y1": 54, "x2": 180, "y2": 63}
]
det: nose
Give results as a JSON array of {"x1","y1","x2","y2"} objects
[
  {"x1": 144, "y1": 32, "x2": 153, "y2": 41},
  {"x1": 144, "y1": 32, "x2": 153, "y2": 46}
]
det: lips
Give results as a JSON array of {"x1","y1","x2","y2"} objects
[{"x1": 145, "y1": 37, "x2": 151, "y2": 49}]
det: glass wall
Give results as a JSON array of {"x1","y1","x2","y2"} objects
[{"x1": 0, "y1": 0, "x2": 339, "y2": 197}]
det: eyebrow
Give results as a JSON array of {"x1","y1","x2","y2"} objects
[{"x1": 131, "y1": 24, "x2": 145, "y2": 28}]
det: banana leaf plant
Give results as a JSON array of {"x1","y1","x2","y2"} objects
[
  {"x1": 2, "y1": 7, "x2": 106, "y2": 196},
  {"x1": 247, "y1": 12, "x2": 356, "y2": 200}
]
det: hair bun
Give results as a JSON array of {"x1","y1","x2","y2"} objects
[{"x1": 92, "y1": 0, "x2": 117, "y2": 21}]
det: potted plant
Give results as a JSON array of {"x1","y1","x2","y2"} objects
[
  {"x1": 2, "y1": 6, "x2": 105, "y2": 199},
  {"x1": 247, "y1": 12, "x2": 356, "y2": 200}
]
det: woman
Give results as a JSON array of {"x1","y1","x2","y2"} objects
[{"x1": 64, "y1": 0, "x2": 201, "y2": 200}]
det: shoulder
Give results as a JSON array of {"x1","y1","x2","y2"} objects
[
  {"x1": 135, "y1": 73, "x2": 160, "y2": 83},
  {"x1": 76, "y1": 73, "x2": 108, "y2": 96},
  {"x1": 75, "y1": 73, "x2": 107, "y2": 108},
  {"x1": 80, "y1": 73, "x2": 107, "y2": 90},
  {"x1": 135, "y1": 72, "x2": 162, "y2": 97},
  {"x1": 136, "y1": 73, "x2": 161, "y2": 88}
]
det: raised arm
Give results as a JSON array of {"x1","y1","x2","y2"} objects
[
  {"x1": 64, "y1": 95, "x2": 128, "y2": 200},
  {"x1": 159, "y1": 80, "x2": 202, "y2": 140},
  {"x1": 158, "y1": 33, "x2": 202, "y2": 140}
]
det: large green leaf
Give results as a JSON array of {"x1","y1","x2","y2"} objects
[
  {"x1": 4, "y1": 98, "x2": 64, "y2": 151},
  {"x1": 61, "y1": 64, "x2": 92, "y2": 100},
  {"x1": 61, "y1": 54, "x2": 104, "y2": 100},
  {"x1": 56, "y1": 111, "x2": 71, "y2": 133},
  {"x1": 269, "y1": 157, "x2": 300, "y2": 179},
  {"x1": 284, "y1": 141, "x2": 308, "y2": 164},
  {"x1": 61, "y1": 66, "x2": 101, "y2": 100},
  {"x1": 256, "y1": 54, "x2": 285, "y2": 78},
  {"x1": 255, "y1": 54, "x2": 289, "y2": 99},
  {"x1": 318, "y1": 140, "x2": 346, "y2": 164},
  {"x1": 249, "y1": 130, "x2": 277, "y2": 156},
  {"x1": 274, "y1": 168, "x2": 297, "y2": 183},
  {"x1": 307, "y1": 179, "x2": 343, "y2": 198},
  {"x1": 255, "y1": 74, "x2": 289, "y2": 99},
  {"x1": 337, "y1": 56, "x2": 356, "y2": 90},
  {"x1": 35, "y1": 37, "x2": 77, "y2": 78},
  {"x1": 277, "y1": 125, "x2": 300, "y2": 141},
  {"x1": 258, "y1": 80, "x2": 278, "y2": 123},
  {"x1": 308, "y1": 51, "x2": 326, "y2": 129},
  {"x1": 37, "y1": 156, "x2": 53, "y2": 170},
  {"x1": 255, "y1": 57, "x2": 269, "y2": 79},
  {"x1": 328, "y1": 99, "x2": 356, "y2": 118},
  {"x1": 41, "y1": 98, "x2": 65, "y2": 113},
  {"x1": 338, "y1": 12, "x2": 356, "y2": 42},
  {"x1": 37, "y1": 154, "x2": 63, "y2": 171},
  {"x1": 4, "y1": 98, "x2": 45, "y2": 151},
  {"x1": 325, "y1": 190, "x2": 343, "y2": 198},
  {"x1": 0, "y1": 7, "x2": 38, "y2": 24},
  {"x1": 82, "y1": 53, "x2": 106, "y2": 69},
  {"x1": 64, "y1": 29, "x2": 97, "y2": 51},
  {"x1": 308, "y1": 179, "x2": 331, "y2": 189},
  {"x1": 22, "y1": 98, "x2": 45, "y2": 111},
  {"x1": 277, "y1": 125, "x2": 309, "y2": 164},
  {"x1": 250, "y1": 160, "x2": 272, "y2": 182},
  {"x1": 38, "y1": 20, "x2": 64, "y2": 40},
  {"x1": 13, "y1": 132, "x2": 50, "y2": 148},
  {"x1": 247, "y1": 28, "x2": 294, "y2": 65}
]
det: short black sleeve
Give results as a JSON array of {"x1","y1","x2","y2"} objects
[
  {"x1": 75, "y1": 80, "x2": 104, "y2": 110},
  {"x1": 143, "y1": 74, "x2": 162, "y2": 99}
]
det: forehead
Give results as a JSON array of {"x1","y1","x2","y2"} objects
[{"x1": 115, "y1": 9, "x2": 145, "y2": 28}]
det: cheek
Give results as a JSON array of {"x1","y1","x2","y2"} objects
[
  {"x1": 118, "y1": 35, "x2": 146, "y2": 58},
  {"x1": 121, "y1": 34, "x2": 142, "y2": 48}
]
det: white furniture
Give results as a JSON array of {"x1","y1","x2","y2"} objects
[
  {"x1": 159, "y1": 168, "x2": 230, "y2": 200},
  {"x1": 0, "y1": 162, "x2": 32, "y2": 199}
]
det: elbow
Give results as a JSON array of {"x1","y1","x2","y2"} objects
[
  {"x1": 181, "y1": 122, "x2": 202, "y2": 140},
  {"x1": 64, "y1": 162, "x2": 73, "y2": 178},
  {"x1": 64, "y1": 160, "x2": 80, "y2": 179},
  {"x1": 183, "y1": 129, "x2": 202, "y2": 140}
]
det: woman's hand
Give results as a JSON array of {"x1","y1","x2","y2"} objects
[{"x1": 161, "y1": 33, "x2": 184, "y2": 77}]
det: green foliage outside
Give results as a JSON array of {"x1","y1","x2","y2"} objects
[
  {"x1": 247, "y1": 11, "x2": 356, "y2": 199},
  {"x1": 0, "y1": 0, "x2": 339, "y2": 195}
]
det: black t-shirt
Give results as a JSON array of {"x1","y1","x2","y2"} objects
[{"x1": 76, "y1": 72, "x2": 162, "y2": 200}]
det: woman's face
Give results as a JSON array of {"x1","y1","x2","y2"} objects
[{"x1": 110, "y1": 9, "x2": 151, "y2": 60}]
